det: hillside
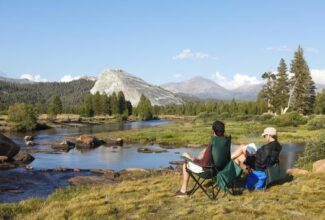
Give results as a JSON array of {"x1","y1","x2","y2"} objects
[{"x1": 0, "y1": 79, "x2": 95, "y2": 111}]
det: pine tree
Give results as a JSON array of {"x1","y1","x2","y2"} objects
[
  {"x1": 117, "y1": 91, "x2": 126, "y2": 114},
  {"x1": 109, "y1": 92, "x2": 118, "y2": 115},
  {"x1": 260, "y1": 71, "x2": 276, "y2": 113},
  {"x1": 136, "y1": 95, "x2": 153, "y2": 120},
  {"x1": 101, "y1": 94, "x2": 110, "y2": 115},
  {"x1": 314, "y1": 89, "x2": 325, "y2": 114},
  {"x1": 48, "y1": 95, "x2": 63, "y2": 115},
  {"x1": 290, "y1": 46, "x2": 316, "y2": 114},
  {"x1": 92, "y1": 92, "x2": 103, "y2": 115},
  {"x1": 81, "y1": 94, "x2": 94, "y2": 117},
  {"x1": 273, "y1": 58, "x2": 290, "y2": 114}
]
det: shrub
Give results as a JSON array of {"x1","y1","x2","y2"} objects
[
  {"x1": 307, "y1": 115, "x2": 325, "y2": 130},
  {"x1": 267, "y1": 111, "x2": 308, "y2": 127},
  {"x1": 257, "y1": 113, "x2": 274, "y2": 122},
  {"x1": 8, "y1": 103, "x2": 38, "y2": 131},
  {"x1": 296, "y1": 136, "x2": 325, "y2": 168}
]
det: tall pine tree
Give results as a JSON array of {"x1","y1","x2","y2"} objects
[
  {"x1": 290, "y1": 46, "x2": 316, "y2": 114},
  {"x1": 260, "y1": 71, "x2": 276, "y2": 113},
  {"x1": 48, "y1": 95, "x2": 63, "y2": 115},
  {"x1": 273, "y1": 58, "x2": 290, "y2": 114}
]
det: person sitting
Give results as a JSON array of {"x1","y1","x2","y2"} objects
[
  {"x1": 245, "y1": 127, "x2": 282, "y2": 190},
  {"x1": 174, "y1": 120, "x2": 229, "y2": 197},
  {"x1": 231, "y1": 143, "x2": 257, "y2": 172}
]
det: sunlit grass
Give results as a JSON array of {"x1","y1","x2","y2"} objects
[
  {"x1": 95, "y1": 120, "x2": 325, "y2": 146},
  {"x1": 1, "y1": 172, "x2": 324, "y2": 219}
]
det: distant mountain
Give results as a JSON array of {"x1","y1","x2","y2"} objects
[
  {"x1": 161, "y1": 76, "x2": 233, "y2": 100},
  {"x1": 161, "y1": 77, "x2": 262, "y2": 100},
  {"x1": 0, "y1": 76, "x2": 35, "y2": 84},
  {"x1": 231, "y1": 84, "x2": 263, "y2": 100},
  {"x1": 90, "y1": 69, "x2": 184, "y2": 106}
]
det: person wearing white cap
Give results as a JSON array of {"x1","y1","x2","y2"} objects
[
  {"x1": 231, "y1": 143, "x2": 257, "y2": 172},
  {"x1": 245, "y1": 127, "x2": 282, "y2": 190}
]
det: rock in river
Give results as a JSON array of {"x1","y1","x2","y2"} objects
[
  {"x1": 76, "y1": 135, "x2": 105, "y2": 149},
  {"x1": 0, "y1": 133, "x2": 21, "y2": 158}
]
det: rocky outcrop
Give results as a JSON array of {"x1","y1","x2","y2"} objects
[
  {"x1": 90, "y1": 69, "x2": 184, "y2": 106},
  {"x1": 312, "y1": 159, "x2": 325, "y2": 173},
  {"x1": 0, "y1": 133, "x2": 20, "y2": 158},
  {"x1": 75, "y1": 135, "x2": 105, "y2": 149}
]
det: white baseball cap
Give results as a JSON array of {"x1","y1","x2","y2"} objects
[
  {"x1": 245, "y1": 143, "x2": 257, "y2": 155},
  {"x1": 261, "y1": 127, "x2": 277, "y2": 137}
]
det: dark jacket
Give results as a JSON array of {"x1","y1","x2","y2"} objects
[{"x1": 254, "y1": 140, "x2": 282, "y2": 170}]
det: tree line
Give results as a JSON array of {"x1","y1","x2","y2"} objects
[{"x1": 259, "y1": 46, "x2": 321, "y2": 115}]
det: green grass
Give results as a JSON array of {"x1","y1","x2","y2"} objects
[
  {"x1": 1, "y1": 172, "x2": 324, "y2": 219},
  {"x1": 95, "y1": 120, "x2": 325, "y2": 146}
]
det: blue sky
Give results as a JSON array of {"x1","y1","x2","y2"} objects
[{"x1": 0, "y1": 0, "x2": 324, "y2": 88}]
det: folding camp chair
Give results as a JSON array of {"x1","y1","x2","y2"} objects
[{"x1": 185, "y1": 136, "x2": 232, "y2": 200}]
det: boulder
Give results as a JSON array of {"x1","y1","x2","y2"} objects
[
  {"x1": 52, "y1": 140, "x2": 75, "y2": 152},
  {"x1": 24, "y1": 136, "x2": 33, "y2": 141},
  {"x1": 76, "y1": 135, "x2": 105, "y2": 149},
  {"x1": 287, "y1": 168, "x2": 309, "y2": 175},
  {"x1": 13, "y1": 153, "x2": 35, "y2": 165},
  {"x1": 0, "y1": 133, "x2": 21, "y2": 158},
  {"x1": 312, "y1": 159, "x2": 325, "y2": 173}
]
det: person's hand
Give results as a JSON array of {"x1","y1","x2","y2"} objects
[{"x1": 182, "y1": 152, "x2": 194, "y2": 161}]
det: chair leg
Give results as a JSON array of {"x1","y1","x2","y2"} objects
[{"x1": 187, "y1": 172, "x2": 215, "y2": 200}]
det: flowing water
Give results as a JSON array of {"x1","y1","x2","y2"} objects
[{"x1": 1, "y1": 120, "x2": 304, "y2": 203}]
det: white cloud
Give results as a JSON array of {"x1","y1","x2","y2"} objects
[
  {"x1": 311, "y1": 69, "x2": 325, "y2": 85},
  {"x1": 266, "y1": 45, "x2": 291, "y2": 52},
  {"x1": 20, "y1": 74, "x2": 48, "y2": 82},
  {"x1": 212, "y1": 72, "x2": 261, "y2": 90},
  {"x1": 173, "y1": 48, "x2": 209, "y2": 60},
  {"x1": 60, "y1": 75, "x2": 81, "y2": 82}
]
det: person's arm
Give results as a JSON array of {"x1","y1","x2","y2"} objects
[{"x1": 181, "y1": 152, "x2": 195, "y2": 161}]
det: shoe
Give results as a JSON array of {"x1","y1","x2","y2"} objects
[
  {"x1": 203, "y1": 181, "x2": 214, "y2": 188},
  {"x1": 174, "y1": 190, "x2": 189, "y2": 197}
]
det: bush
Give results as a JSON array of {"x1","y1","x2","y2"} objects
[
  {"x1": 233, "y1": 114, "x2": 256, "y2": 121},
  {"x1": 296, "y1": 136, "x2": 325, "y2": 168},
  {"x1": 267, "y1": 111, "x2": 308, "y2": 127},
  {"x1": 307, "y1": 115, "x2": 325, "y2": 130},
  {"x1": 257, "y1": 113, "x2": 274, "y2": 122},
  {"x1": 8, "y1": 103, "x2": 38, "y2": 131}
]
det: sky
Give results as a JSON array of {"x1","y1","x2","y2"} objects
[{"x1": 0, "y1": 0, "x2": 325, "y2": 89}]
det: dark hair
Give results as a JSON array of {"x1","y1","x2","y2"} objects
[
  {"x1": 270, "y1": 134, "x2": 278, "y2": 141},
  {"x1": 212, "y1": 120, "x2": 225, "y2": 136}
]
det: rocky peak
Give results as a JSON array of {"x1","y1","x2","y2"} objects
[{"x1": 90, "y1": 69, "x2": 184, "y2": 106}]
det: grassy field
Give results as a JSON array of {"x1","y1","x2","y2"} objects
[
  {"x1": 95, "y1": 120, "x2": 325, "y2": 146},
  {"x1": 0, "y1": 171, "x2": 324, "y2": 219}
]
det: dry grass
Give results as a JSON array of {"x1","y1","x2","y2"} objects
[{"x1": 0, "y1": 172, "x2": 324, "y2": 219}]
